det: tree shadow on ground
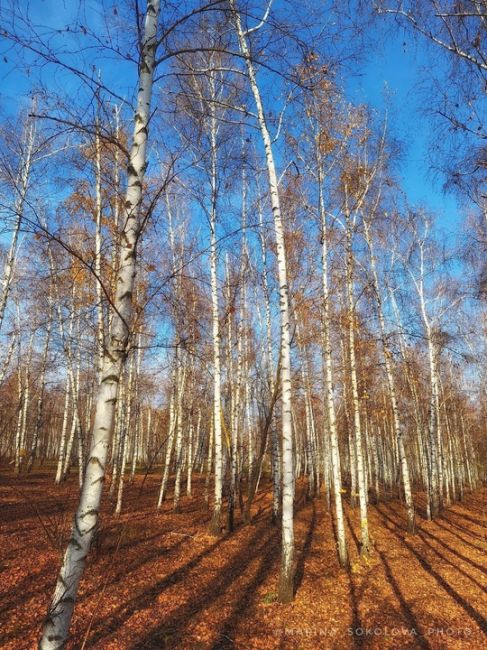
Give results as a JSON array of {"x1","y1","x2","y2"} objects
[
  {"x1": 209, "y1": 528, "x2": 281, "y2": 649},
  {"x1": 375, "y1": 504, "x2": 487, "y2": 635},
  {"x1": 343, "y1": 509, "x2": 365, "y2": 650},
  {"x1": 433, "y1": 516, "x2": 485, "y2": 553},
  {"x1": 294, "y1": 499, "x2": 316, "y2": 594},
  {"x1": 121, "y1": 496, "x2": 310, "y2": 649},
  {"x1": 85, "y1": 533, "x2": 225, "y2": 647},
  {"x1": 381, "y1": 503, "x2": 487, "y2": 593},
  {"x1": 375, "y1": 547, "x2": 431, "y2": 649},
  {"x1": 127, "y1": 524, "x2": 279, "y2": 648}
]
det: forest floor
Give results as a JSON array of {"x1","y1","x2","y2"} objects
[{"x1": 0, "y1": 467, "x2": 486, "y2": 649}]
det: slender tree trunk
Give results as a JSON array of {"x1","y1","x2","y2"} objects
[
  {"x1": 40, "y1": 4, "x2": 160, "y2": 644},
  {"x1": 344, "y1": 209, "x2": 369, "y2": 558},
  {"x1": 187, "y1": 411, "x2": 200, "y2": 497},
  {"x1": 173, "y1": 358, "x2": 187, "y2": 513},
  {"x1": 0, "y1": 331, "x2": 16, "y2": 385},
  {"x1": 115, "y1": 350, "x2": 136, "y2": 515},
  {"x1": 231, "y1": 0, "x2": 294, "y2": 601},
  {"x1": 204, "y1": 418, "x2": 214, "y2": 508},
  {"x1": 258, "y1": 195, "x2": 280, "y2": 523},
  {"x1": 208, "y1": 73, "x2": 223, "y2": 535},
  {"x1": 17, "y1": 332, "x2": 34, "y2": 474},
  {"x1": 94, "y1": 115, "x2": 105, "y2": 383},
  {"x1": 363, "y1": 219, "x2": 415, "y2": 533},
  {"x1": 0, "y1": 110, "x2": 36, "y2": 333},
  {"x1": 318, "y1": 167, "x2": 348, "y2": 567},
  {"x1": 55, "y1": 376, "x2": 71, "y2": 485},
  {"x1": 416, "y1": 255, "x2": 441, "y2": 518}
]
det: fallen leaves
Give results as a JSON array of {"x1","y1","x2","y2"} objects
[{"x1": 0, "y1": 469, "x2": 486, "y2": 649}]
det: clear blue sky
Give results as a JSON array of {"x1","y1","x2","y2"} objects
[
  {"x1": 344, "y1": 24, "x2": 460, "y2": 237},
  {"x1": 0, "y1": 0, "x2": 462, "y2": 240}
]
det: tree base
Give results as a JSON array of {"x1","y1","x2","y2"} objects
[
  {"x1": 208, "y1": 509, "x2": 221, "y2": 536},
  {"x1": 277, "y1": 574, "x2": 294, "y2": 603}
]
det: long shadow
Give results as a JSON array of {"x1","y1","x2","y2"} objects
[
  {"x1": 343, "y1": 509, "x2": 361, "y2": 555},
  {"x1": 84, "y1": 534, "x2": 225, "y2": 646},
  {"x1": 441, "y1": 511, "x2": 486, "y2": 542},
  {"x1": 210, "y1": 529, "x2": 281, "y2": 649},
  {"x1": 462, "y1": 505, "x2": 487, "y2": 517},
  {"x1": 434, "y1": 517, "x2": 485, "y2": 553},
  {"x1": 124, "y1": 493, "x2": 310, "y2": 650},
  {"x1": 411, "y1": 493, "x2": 429, "y2": 521},
  {"x1": 376, "y1": 548, "x2": 430, "y2": 649},
  {"x1": 129, "y1": 524, "x2": 280, "y2": 649},
  {"x1": 1, "y1": 496, "x2": 76, "y2": 526},
  {"x1": 343, "y1": 509, "x2": 364, "y2": 650},
  {"x1": 382, "y1": 505, "x2": 486, "y2": 595},
  {"x1": 4, "y1": 528, "x2": 181, "y2": 620},
  {"x1": 0, "y1": 566, "x2": 54, "y2": 617},
  {"x1": 416, "y1": 530, "x2": 486, "y2": 594},
  {"x1": 462, "y1": 491, "x2": 487, "y2": 506},
  {"x1": 375, "y1": 504, "x2": 487, "y2": 635},
  {"x1": 78, "y1": 534, "x2": 187, "y2": 604},
  {"x1": 0, "y1": 532, "x2": 180, "y2": 646},
  {"x1": 294, "y1": 499, "x2": 316, "y2": 594},
  {"x1": 417, "y1": 526, "x2": 486, "y2": 574},
  {"x1": 382, "y1": 503, "x2": 487, "y2": 577},
  {"x1": 446, "y1": 509, "x2": 487, "y2": 528}
]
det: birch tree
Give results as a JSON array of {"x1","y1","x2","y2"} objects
[
  {"x1": 39, "y1": 2, "x2": 161, "y2": 645},
  {"x1": 0, "y1": 110, "x2": 36, "y2": 333},
  {"x1": 230, "y1": 0, "x2": 295, "y2": 601}
]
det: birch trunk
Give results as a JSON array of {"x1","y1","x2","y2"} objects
[
  {"x1": 187, "y1": 411, "x2": 200, "y2": 497},
  {"x1": 318, "y1": 168, "x2": 348, "y2": 567},
  {"x1": 115, "y1": 350, "x2": 136, "y2": 515},
  {"x1": 208, "y1": 71, "x2": 223, "y2": 535},
  {"x1": 0, "y1": 111, "x2": 36, "y2": 333},
  {"x1": 17, "y1": 332, "x2": 34, "y2": 474},
  {"x1": 231, "y1": 0, "x2": 294, "y2": 601},
  {"x1": 94, "y1": 116, "x2": 105, "y2": 382},
  {"x1": 363, "y1": 219, "x2": 415, "y2": 533},
  {"x1": 40, "y1": 3, "x2": 160, "y2": 644},
  {"x1": 0, "y1": 331, "x2": 16, "y2": 385},
  {"x1": 345, "y1": 210, "x2": 369, "y2": 557},
  {"x1": 55, "y1": 376, "x2": 71, "y2": 484},
  {"x1": 27, "y1": 294, "x2": 52, "y2": 472},
  {"x1": 173, "y1": 358, "x2": 187, "y2": 513},
  {"x1": 258, "y1": 195, "x2": 280, "y2": 522},
  {"x1": 415, "y1": 246, "x2": 441, "y2": 518},
  {"x1": 157, "y1": 362, "x2": 177, "y2": 508}
]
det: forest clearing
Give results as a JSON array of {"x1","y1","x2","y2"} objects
[
  {"x1": 0, "y1": 1, "x2": 486, "y2": 648},
  {"x1": 1, "y1": 471, "x2": 486, "y2": 649}
]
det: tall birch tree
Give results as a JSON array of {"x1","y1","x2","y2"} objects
[{"x1": 39, "y1": 2, "x2": 161, "y2": 645}]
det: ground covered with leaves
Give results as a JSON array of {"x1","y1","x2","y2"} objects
[{"x1": 1, "y1": 468, "x2": 486, "y2": 649}]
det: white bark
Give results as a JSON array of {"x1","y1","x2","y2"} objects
[
  {"x1": 0, "y1": 111, "x2": 36, "y2": 333},
  {"x1": 208, "y1": 70, "x2": 223, "y2": 535},
  {"x1": 94, "y1": 116, "x2": 105, "y2": 382},
  {"x1": 231, "y1": 0, "x2": 294, "y2": 601},
  {"x1": 412, "y1": 239, "x2": 441, "y2": 518},
  {"x1": 173, "y1": 358, "x2": 187, "y2": 512},
  {"x1": 115, "y1": 350, "x2": 136, "y2": 515},
  {"x1": 55, "y1": 375, "x2": 71, "y2": 485},
  {"x1": 344, "y1": 209, "x2": 369, "y2": 557},
  {"x1": 258, "y1": 195, "x2": 280, "y2": 521},
  {"x1": 318, "y1": 167, "x2": 348, "y2": 567},
  {"x1": 40, "y1": 3, "x2": 160, "y2": 645},
  {"x1": 363, "y1": 218, "x2": 415, "y2": 532},
  {"x1": 157, "y1": 361, "x2": 177, "y2": 508},
  {"x1": 0, "y1": 330, "x2": 16, "y2": 385}
]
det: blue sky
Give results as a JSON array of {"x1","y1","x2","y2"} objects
[
  {"x1": 345, "y1": 25, "x2": 460, "y2": 238},
  {"x1": 0, "y1": 0, "x2": 462, "y2": 240}
]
